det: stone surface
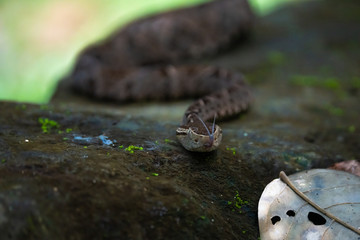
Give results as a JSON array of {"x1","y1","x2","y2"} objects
[{"x1": 1, "y1": 0, "x2": 360, "y2": 239}]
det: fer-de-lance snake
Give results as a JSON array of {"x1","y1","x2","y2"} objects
[{"x1": 70, "y1": 0, "x2": 254, "y2": 152}]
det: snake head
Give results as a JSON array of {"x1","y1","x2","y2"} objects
[{"x1": 176, "y1": 114, "x2": 222, "y2": 152}]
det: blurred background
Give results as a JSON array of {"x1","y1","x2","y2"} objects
[{"x1": 0, "y1": 0, "x2": 297, "y2": 103}]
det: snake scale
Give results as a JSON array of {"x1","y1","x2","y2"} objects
[{"x1": 70, "y1": 0, "x2": 254, "y2": 152}]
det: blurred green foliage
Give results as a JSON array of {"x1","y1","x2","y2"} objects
[{"x1": 0, "y1": 0, "x2": 295, "y2": 103}]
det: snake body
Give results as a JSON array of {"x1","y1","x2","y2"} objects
[{"x1": 70, "y1": 0, "x2": 254, "y2": 152}]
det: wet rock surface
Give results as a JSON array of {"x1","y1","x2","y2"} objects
[{"x1": 1, "y1": 0, "x2": 360, "y2": 239}]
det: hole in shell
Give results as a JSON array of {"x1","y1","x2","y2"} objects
[
  {"x1": 286, "y1": 210, "x2": 295, "y2": 217},
  {"x1": 271, "y1": 216, "x2": 281, "y2": 225},
  {"x1": 308, "y1": 212, "x2": 326, "y2": 225}
]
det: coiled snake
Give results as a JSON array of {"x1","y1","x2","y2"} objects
[{"x1": 70, "y1": 0, "x2": 254, "y2": 152}]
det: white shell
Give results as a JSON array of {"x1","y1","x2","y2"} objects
[{"x1": 258, "y1": 169, "x2": 360, "y2": 240}]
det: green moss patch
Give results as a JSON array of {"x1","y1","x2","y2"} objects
[
  {"x1": 226, "y1": 147, "x2": 237, "y2": 155},
  {"x1": 227, "y1": 191, "x2": 249, "y2": 213},
  {"x1": 38, "y1": 118, "x2": 60, "y2": 133},
  {"x1": 326, "y1": 105, "x2": 344, "y2": 116},
  {"x1": 267, "y1": 50, "x2": 286, "y2": 65},
  {"x1": 291, "y1": 75, "x2": 341, "y2": 90},
  {"x1": 124, "y1": 145, "x2": 144, "y2": 154}
]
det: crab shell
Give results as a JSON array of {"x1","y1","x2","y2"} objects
[{"x1": 176, "y1": 124, "x2": 222, "y2": 152}]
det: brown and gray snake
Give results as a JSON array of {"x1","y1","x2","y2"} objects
[{"x1": 70, "y1": 0, "x2": 254, "y2": 152}]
